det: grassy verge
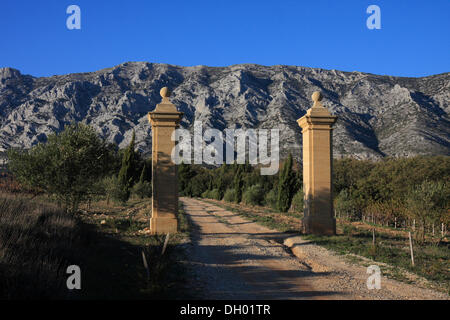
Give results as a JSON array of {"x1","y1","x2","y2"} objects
[
  {"x1": 0, "y1": 193, "x2": 192, "y2": 299},
  {"x1": 302, "y1": 227, "x2": 449, "y2": 294},
  {"x1": 200, "y1": 197, "x2": 449, "y2": 294}
]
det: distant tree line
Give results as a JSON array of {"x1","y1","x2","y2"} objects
[
  {"x1": 179, "y1": 153, "x2": 303, "y2": 213},
  {"x1": 180, "y1": 154, "x2": 449, "y2": 242},
  {"x1": 333, "y1": 157, "x2": 449, "y2": 242}
]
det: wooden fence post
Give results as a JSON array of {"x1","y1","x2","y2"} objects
[{"x1": 408, "y1": 231, "x2": 415, "y2": 267}]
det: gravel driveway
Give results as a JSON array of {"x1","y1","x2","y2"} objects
[{"x1": 179, "y1": 197, "x2": 449, "y2": 300}]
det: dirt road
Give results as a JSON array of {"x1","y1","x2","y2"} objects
[{"x1": 179, "y1": 197, "x2": 448, "y2": 300}]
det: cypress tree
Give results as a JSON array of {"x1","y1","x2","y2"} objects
[
  {"x1": 139, "y1": 161, "x2": 148, "y2": 183},
  {"x1": 117, "y1": 130, "x2": 136, "y2": 202},
  {"x1": 233, "y1": 165, "x2": 244, "y2": 203},
  {"x1": 215, "y1": 165, "x2": 227, "y2": 199},
  {"x1": 179, "y1": 162, "x2": 196, "y2": 196},
  {"x1": 277, "y1": 153, "x2": 297, "y2": 212}
]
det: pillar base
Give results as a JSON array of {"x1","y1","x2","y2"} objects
[
  {"x1": 150, "y1": 217, "x2": 178, "y2": 234},
  {"x1": 302, "y1": 216, "x2": 336, "y2": 235}
]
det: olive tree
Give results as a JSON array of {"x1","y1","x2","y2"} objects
[
  {"x1": 8, "y1": 123, "x2": 115, "y2": 213},
  {"x1": 406, "y1": 180, "x2": 449, "y2": 242}
]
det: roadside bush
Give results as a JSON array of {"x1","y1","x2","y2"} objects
[
  {"x1": 201, "y1": 188, "x2": 222, "y2": 200},
  {"x1": 264, "y1": 188, "x2": 278, "y2": 210},
  {"x1": 223, "y1": 189, "x2": 236, "y2": 202},
  {"x1": 103, "y1": 175, "x2": 129, "y2": 204},
  {"x1": 209, "y1": 188, "x2": 222, "y2": 200},
  {"x1": 190, "y1": 171, "x2": 212, "y2": 197},
  {"x1": 201, "y1": 190, "x2": 211, "y2": 199},
  {"x1": 242, "y1": 184, "x2": 264, "y2": 206},
  {"x1": 343, "y1": 224, "x2": 357, "y2": 235},
  {"x1": 291, "y1": 189, "x2": 304, "y2": 212},
  {"x1": 132, "y1": 181, "x2": 152, "y2": 199}
]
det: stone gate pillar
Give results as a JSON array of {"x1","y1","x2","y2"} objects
[
  {"x1": 297, "y1": 91, "x2": 337, "y2": 235},
  {"x1": 148, "y1": 87, "x2": 183, "y2": 234}
]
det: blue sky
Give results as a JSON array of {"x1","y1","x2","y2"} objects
[{"x1": 0, "y1": 0, "x2": 449, "y2": 77}]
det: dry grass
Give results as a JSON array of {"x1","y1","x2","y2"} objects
[
  {"x1": 0, "y1": 193, "x2": 192, "y2": 299},
  {"x1": 0, "y1": 193, "x2": 88, "y2": 299}
]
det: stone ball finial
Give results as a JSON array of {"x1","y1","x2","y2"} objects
[
  {"x1": 312, "y1": 91, "x2": 323, "y2": 103},
  {"x1": 160, "y1": 87, "x2": 171, "y2": 98}
]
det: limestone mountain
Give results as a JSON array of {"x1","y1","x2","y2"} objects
[{"x1": 0, "y1": 62, "x2": 449, "y2": 160}]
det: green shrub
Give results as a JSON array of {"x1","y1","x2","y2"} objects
[
  {"x1": 264, "y1": 188, "x2": 278, "y2": 210},
  {"x1": 209, "y1": 188, "x2": 221, "y2": 200},
  {"x1": 191, "y1": 172, "x2": 212, "y2": 197},
  {"x1": 343, "y1": 224, "x2": 357, "y2": 235},
  {"x1": 201, "y1": 189, "x2": 221, "y2": 200},
  {"x1": 132, "y1": 181, "x2": 152, "y2": 199},
  {"x1": 223, "y1": 188, "x2": 236, "y2": 202},
  {"x1": 201, "y1": 190, "x2": 211, "y2": 198},
  {"x1": 103, "y1": 175, "x2": 129, "y2": 204},
  {"x1": 242, "y1": 184, "x2": 264, "y2": 206},
  {"x1": 291, "y1": 189, "x2": 304, "y2": 212}
]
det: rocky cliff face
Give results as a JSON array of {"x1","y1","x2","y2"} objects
[{"x1": 0, "y1": 62, "x2": 449, "y2": 160}]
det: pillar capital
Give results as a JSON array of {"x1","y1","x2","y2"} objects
[
  {"x1": 297, "y1": 91, "x2": 337, "y2": 128},
  {"x1": 148, "y1": 87, "x2": 183, "y2": 125}
]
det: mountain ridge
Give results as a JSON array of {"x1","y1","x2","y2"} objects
[{"x1": 0, "y1": 62, "x2": 449, "y2": 160}]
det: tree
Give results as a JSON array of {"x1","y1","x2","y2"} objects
[
  {"x1": 8, "y1": 123, "x2": 115, "y2": 213},
  {"x1": 131, "y1": 161, "x2": 152, "y2": 199},
  {"x1": 291, "y1": 189, "x2": 304, "y2": 212},
  {"x1": 406, "y1": 180, "x2": 449, "y2": 242},
  {"x1": 189, "y1": 169, "x2": 211, "y2": 197},
  {"x1": 335, "y1": 189, "x2": 361, "y2": 221},
  {"x1": 242, "y1": 184, "x2": 264, "y2": 206},
  {"x1": 138, "y1": 160, "x2": 152, "y2": 183},
  {"x1": 277, "y1": 153, "x2": 297, "y2": 212},
  {"x1": 117, "y1": 130, "x2": 139, "y2": 202},
  {"x1": 178, "y1": 162, "x2": 196, "y2": 196},
  {"x1": 131, "y1": 180, "x2": 152, "y2": 199},
  {"x1": 233, "y1": 166, "x2": 245, "y2": 203},
  {"x1": 214, "y1": 165, "x2": 228, "y2": 200}
]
